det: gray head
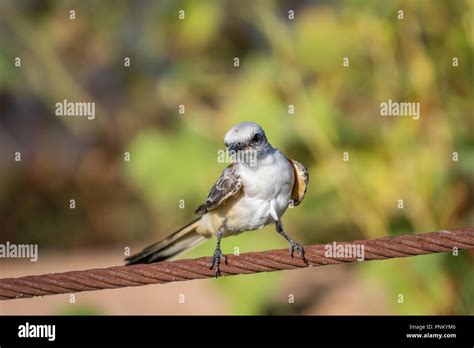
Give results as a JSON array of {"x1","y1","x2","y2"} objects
[{"x1": 224, "y1": 122, "x2": 273, "y2": 163}]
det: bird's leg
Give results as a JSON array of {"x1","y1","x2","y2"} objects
[
  {"x1": 209, "y1": 227, "x2": 227, "y2": 277},
  {"x1": 275, "y1": 220, "x2": 308, "y2": 265}
]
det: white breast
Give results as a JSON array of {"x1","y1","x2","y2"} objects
[{"x1": 223, "y1": 150, "x2": 294, "y2": 234}]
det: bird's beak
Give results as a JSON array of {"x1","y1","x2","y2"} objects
[{"x1": 227, "y1": 142, "x2": 246, "y2": 153}]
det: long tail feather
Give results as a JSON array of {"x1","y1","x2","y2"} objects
[{"x1": 125, "y1": 218, "x2": 206, "y2": 265}]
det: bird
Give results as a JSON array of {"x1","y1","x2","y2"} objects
[{"x1": 125, "y1": 121, "x2": 309, "y2": 277}]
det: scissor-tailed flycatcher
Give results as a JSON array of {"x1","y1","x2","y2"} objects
[{"x1": 125, "y1": 122, "x2": 309, "y2": 276}]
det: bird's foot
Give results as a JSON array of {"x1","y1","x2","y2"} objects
[
  {"x1": 289, "y1": 240, "x2": 309, "y2": 266},
  {"x1": 209, "y1": 248, "x2": 228, "y2": 278}
]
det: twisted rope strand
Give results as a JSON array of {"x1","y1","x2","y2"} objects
[{"x1": 0, "y1": 228, "x2": 472, "y2": 300}]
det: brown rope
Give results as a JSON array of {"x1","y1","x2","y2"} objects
[{"x1": 0, "y1": 228, "x2": 472, "y2": 300}]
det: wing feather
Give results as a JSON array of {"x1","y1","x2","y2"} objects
[
  {"x1": 195, "y1": 164, "x2": 242, "y2": 214},
  {"x1": 288, "y1": 159, "x2": 308, "y2": 206}
]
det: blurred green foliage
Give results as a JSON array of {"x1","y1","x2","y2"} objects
[
  {"x1": 58, "y1": 305, "x2": 103, "y2": 316},
  {"x1": 0, "y1": 0, "x2": 472, "y2": 314}
]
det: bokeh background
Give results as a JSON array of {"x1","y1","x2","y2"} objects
[{"x1": 0, "y1": 0, "x2": 473, "y2": 315}]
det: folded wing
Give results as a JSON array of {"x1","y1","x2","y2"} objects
[
  {"x1": 288, "y1": 159, "x2": 309, "y2": 206},
  {"x1": 195, "y1": 164, "x2": 243, "y2": 214}
]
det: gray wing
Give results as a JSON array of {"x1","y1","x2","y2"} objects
[{"x1": 195, "y1": 164, "x2": 243, "y2": 215}]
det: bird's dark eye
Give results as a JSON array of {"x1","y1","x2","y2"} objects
[{"x1": 252, "y1": 133, "x2": 261, "y2": 143}]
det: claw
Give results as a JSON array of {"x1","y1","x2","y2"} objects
[
  {"x1": 289, "y1": 240, "x2": 309, "y2": 266},
  {"x1": 209, "y1": 256, "x2": 216, "y2": 270},
  {"x1": 209, "y1": 248, "x2": 227, "y2": 278}
]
